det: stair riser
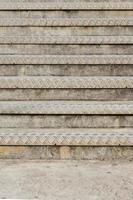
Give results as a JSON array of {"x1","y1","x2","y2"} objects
[
  {"x1": 0, "y1": 11, "x2": 132, "y2": 18},
  {"x1": 0, "y1": 115, "x2": 132, "y2": 128},
  {"x1": 0, "y1": 45, "x2": 132, "y2": 55},
  {"x1": 0, "y1": 65, "x2": 132, "y2": 76},
  {"x1": 0, "y1": 146, "x2": 132, "y2": 160},
  {"x1": 0, "y1": 27, "x2": 133, "y2": 36},
  {"x1": 0, "y1": 89, "x2": 132, "y2": 101},
  {"x1": 1, "y1": 36, "x2": 133, "y2": 45}
]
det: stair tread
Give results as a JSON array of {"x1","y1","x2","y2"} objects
[
  {"x1": 0, "y1": 101, "x2": 133, "y2": 114},
  {"x1": 0, "y1": 128, "x2": 132, "y2": 146},
  {"x1": 0, "y1": 2, "x2": 133, "y2": 10},
  {"x1": 0, "y1": 55, "x2": 132, "y2": 64},
  {"x1": 0, "y1": 76, "x2": 133, "y2": 89},
  {"x1": 0, "y1": 18, "x2": 132, "y2": 27},
  {"x1": 0, "y1": 35, "x2": 133, "y2": 44}
]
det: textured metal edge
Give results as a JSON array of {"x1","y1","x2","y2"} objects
[
  {"x1": 0, "y1": 2, "x2": 133, "y2": 10},
  {"x1": 0, "y1": 36, "x2": 133, "y2": 44},
  {"x1": 0, "y1": 128, "x2": 132, "y2": 146},
  {"x1": 0, "y1": 18, "x2": 132, "y2": 27},
  {"x1": 0, "y1": 101, "x2": 133, "y2": 114},
  {"x1": 0, "y1": 76, "x2": 133, "y2": 89},
  {"x1": 0, "y1": 55, "x2": 133, "y2": 65}
]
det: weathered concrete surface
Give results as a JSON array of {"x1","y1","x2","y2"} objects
[
  {"x1": 0, "y1": 160, "x2": 132, "y2": 199},
  {"x1": 0, "y1": 64, "x2": 133, "y2": 76},
  {"x1": 0, "y1": 44, "x2": 132, "y2": 55},
  {"x1": 0, "y1": 11, "x2": 132, "y2": 18},
  {"x1": 0, "y1": 146, "x2": 132, "y2": 160},
  {"x1": 0, "y1": 27, "x2": 133, "y2": 37},
  {"x1": 0, "y1": 1, "x2": 132, "y2": 149},
  {"x1": 0, "y1": 115, "x2": 133, "y2": 128},
  {"x1": 0, "y1": 89, "x2": 133, "y2": 101}
]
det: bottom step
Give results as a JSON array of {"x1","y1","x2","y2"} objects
[{"x1": 0, "y1": 128, "x2": 132, "y2": 146}]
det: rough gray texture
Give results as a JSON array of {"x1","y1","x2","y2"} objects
[
  {"x1": 1, "y1": 27, "x2": 132, "y2": 36},
  {"x1": 0, "y1": 146, "x2": 133, "y2": 160},
  {"x1": 0, "y1": 115, "x2": 132, "y2": 128},
  {"x1": 0, "y1": 101, "x2": 133, "y2": 115},
  {"x1": 0, "y1": 55, "x2": 133, "y2": 65},
  {"x1": 0, "y1": 65, "x2": 133, "y2": 76},
  {"x1": 1, "y1": 45, "x2": 133, "y2": 55},
  {"x1": 0, "y1": 1, "x2": 132, "y2": 150},
  {"x1": 1, "y1": 36, "x2": 133, "y2": 44},
  {"x1": 0, "y1": 128, "x2": 132, "y2": 146},
  {"x1": 0, "y1": 160, "x2": 132, "y2": 199},
  {"x1": 0, "y1": 11, "x2": 132, "y2": 18},
  {"x1": 0, "y1": 17, "x2": 133, "y2": 27},
  {"x1": 1, "y1": 27, "x2": 133, "y2": 37},
  {"x1": 0, "y1": 76, "x2": 133, "y2": 88},
  {"x1": 0, "y1": 2, "x2": 133, "y2": 10},
  {"x1": 0, "y1": 89, "x2": 132, "y2": 101}
]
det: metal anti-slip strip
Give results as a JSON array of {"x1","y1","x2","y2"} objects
[
  {"x1": 0, "y1": 2, "x2": 132, "y2": 10},
  {"x1": 0, "y1": 101, "x2": 132, "y2": 114},
  {"x1": 0, "y1": 128, "x2": 132, "y2": 146},
  {"x1": 0, "y1": 18, "x2": 132, "y2": 27},
  {"x1": 0, "y1": 36, "x2": 133, "y2": 44},
  {"x1": 0, "y1": 55, "x2": 132, "y2": 64},
  {"x1": 0, "y1": 76, "x2": 132, "y2": 89}
]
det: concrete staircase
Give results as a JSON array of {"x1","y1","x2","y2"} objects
[{"x1": 0, "y1": 0, "x2": 133, "y2": 159}]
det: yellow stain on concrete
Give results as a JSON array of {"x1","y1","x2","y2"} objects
[
  {"x1": 0, "y1": 146, "x2": 26, "y2": 155},
  {"x1": 60, "y1": 146, "x2": 71, "y2": 159}
]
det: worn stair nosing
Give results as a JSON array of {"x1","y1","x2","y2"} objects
[
  {"x1": 0, "y1": 101, "x2": 133, "y2": 114},
  {"x1": 0, "y1": 2, "x2": 132, "y2": 10},
  {"x1": 0, "y1": 76, "x2": 133, "y2": 89},
  {"x1": 0, "y1": 18, "x2": 132, "y2": 27},
  {"x1": 0, "y1": 55, "x2": 132, "y2": 65},
  {"x1": 0, "y1": 128, "x2": 132, "y2": 146},
  {"x1": 0, "y1": 36, "x2": 133, "y2": 44}
]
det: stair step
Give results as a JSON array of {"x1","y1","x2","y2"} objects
[
  {"x1": 0, "y1": 55, "x2": 132, "y2": 64},
  {"x1": 0, "y1": 115, "x2": 132, "y2": 128},
  {"x1": 0, "y1": 2, "x2": 132, "y2": 10},
  {"x1": 0, "y1": 76, "x2": 132, "y2": 89},
  {"x1": 1, "y1": 45, "x2": 132, "y2": 56},
  {"x1": 0, "y1": 36, "x2": 133, "y2": 44},
  {"x1": 0, "y1": 11, "x2": 132, "y2": 19},
  {"x1": 0, "y1": 0, "x2": 131, "y2": 160},
  {"x1": 0, "y1": 65, "x2": 132, "y2": 76},
  {"x1": 0, "y1": 128, "x2": 132, "y2": 146},
  {"x1": 0, "y1": 89, "x2": 132, "y2": 101},
  {"x1": 0, "y1": 101, "x2": 132, "y2": 114},
  {"x1": 1, "y1": 27, "x2": 132, "y2": 37},
  {"x1": 0, "y1": 18, "x2": 132, "y2": 27}
]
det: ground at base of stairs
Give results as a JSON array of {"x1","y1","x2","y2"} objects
[{"x1": 0, "y1": 160, "x2": 132, "y2": 199}]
